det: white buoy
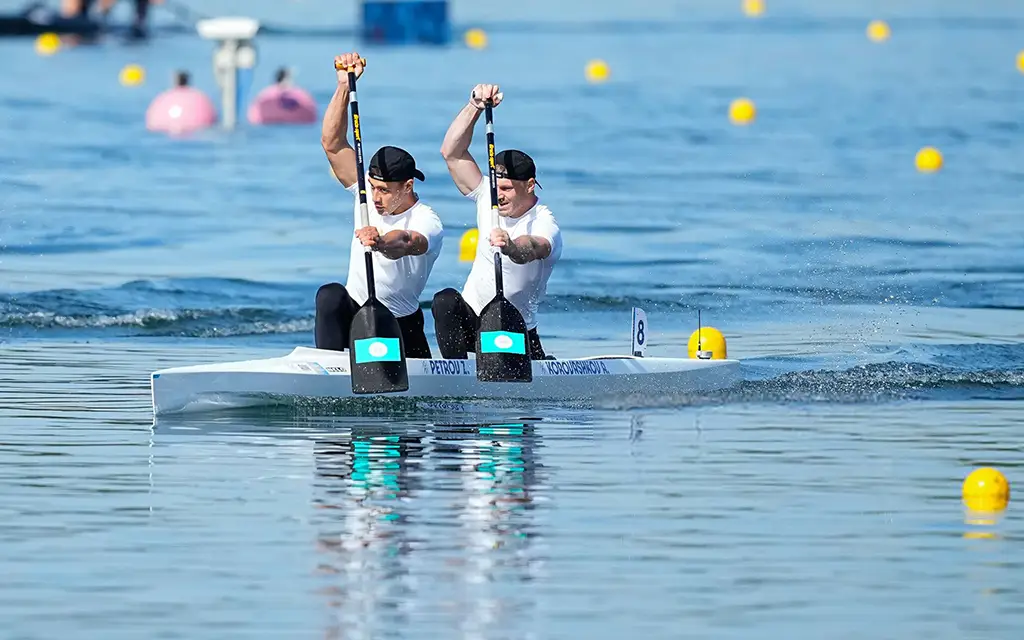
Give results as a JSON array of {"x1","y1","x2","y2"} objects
[{"x1": 196, "y1": 17, "x2": 261, "y2": 130}]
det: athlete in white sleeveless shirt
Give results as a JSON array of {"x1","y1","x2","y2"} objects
[
  {"x1": 317, "y1": 52, "x2": 444, "y2": 358},
  {"x1": 434, "y1": 83, "x2": 562, "y2": 359}
]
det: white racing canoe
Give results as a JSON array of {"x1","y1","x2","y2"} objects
[
  {"x1": 151, "y1": 347, "x2": 740, "y2": 416},
  {"x1": 149, "y1": 308, "x2": 741, "y2": 416}
]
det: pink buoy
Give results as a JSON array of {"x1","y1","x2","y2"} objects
[
  {"x1": 246, "y1": 68, "x2": 318, "y2": 125},
  {"x1": 145, "y1": 71, "x2": 218, "y2": 135}
]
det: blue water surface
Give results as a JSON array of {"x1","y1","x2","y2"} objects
[{"x1": 1, "y1": 1, "x2": 1023, "y2": 637}]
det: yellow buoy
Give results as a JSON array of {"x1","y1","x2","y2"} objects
[
  {"x1": 742, "y1": 0, "x2": 765, "y2": 17},
  {"x1": 35, "y1": 32, "x2": 60, "y2": 56},
  {"x1": 915, "y1": 146, "x2": 943, "y2": 173},
  {"x1": 585, "y1": 59, "x2": 610, "y2": 84},
  {"x1": 962, "y1": 467, "x2": 1010, "y2": 513},
  {"x1": 866, "y1": 20, "x2": 891, "y2": 42},
  {"x1": 458, "y1": 228, "x2": 479, "y2": 262},
  {"x1": 464, "y1": 28, "x2": 488, "y2": 50},
  {"x1": 1016, "y1": 50, "x2": 1024, "y2": 74},
  {"x1": 729, "y1": 98, "x2": 756, "y2": 125},
  {"x1": 119, "y1": 64, "x2": 146, "y2": 87},
  {"x1": 688, "y1": 327, "x2": 727, "y2": 360}
]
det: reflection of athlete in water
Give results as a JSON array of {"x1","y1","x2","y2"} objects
[
  {"x1": 61, "y1": 0, "x2": 163, "y2": 39},
  {"x1": 311, "y1": 424, "x2": 543, "y2": 638},
  {"x1": 313, "y1": 432, "x2": 423, "y2": 639},
  {"x1": 433, "y1": 422, "x2": 543, "y2": 637}
]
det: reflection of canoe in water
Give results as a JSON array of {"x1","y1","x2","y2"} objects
[{"x1": 150, "y1": 346, "x2": 742, "y2": 416}]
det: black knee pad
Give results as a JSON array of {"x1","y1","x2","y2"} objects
[
  {"x1": 431, "y1": 288, "x2": 461, "y2": 317},
  {"x1": 315, "y1": 283, "x2": 347, "y2": 313}
]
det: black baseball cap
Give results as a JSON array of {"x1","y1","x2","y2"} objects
[
  {"x1": 368, "y1": 146, "x2": 425, "y2": 182},
  {"x1": 495, "y1": 149, "x2": 542, "y2": 188}
]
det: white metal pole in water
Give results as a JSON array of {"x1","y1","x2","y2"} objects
[
  {"x1": 197, "y1": 18, "x2": 260, "y2": 131},
  {"x1": 220, "y1": 39, "x2": 238, "y2": 130}
]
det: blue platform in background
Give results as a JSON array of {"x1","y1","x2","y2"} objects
[{"x1": 360, "y1": 0, "x2": 450, "y2": 45}]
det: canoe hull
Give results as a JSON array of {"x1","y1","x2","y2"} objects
[{"x1": 150, "y1": 346, "x2": 741, "y2": 416}]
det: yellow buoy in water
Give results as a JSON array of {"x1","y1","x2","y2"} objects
[
  {"x1": 35, "y1": 32, "x2": 60, "y2": 56},
  {"x1": 585, "y1": 59, "x2": 610, "y2": 84},
  {"x1": 688, "y1": 327, "x2": 727, "y2": 360},
  {"x1": 1016, "y1": 50, "x2": 1024, "y2": 74},
  {"x1": 866, "y1": 20, "x2": 891, "y2": 42},
  {"x1": 729, "y1": 98, "x2": 756, "y2": 125},
  {"x1": 464, "y1": 28, "x2": 488, "y2": 50},
  {"x1": 459, "y1": 228, "x2": 479, "y2": 262},
  {"x1": 742, "y1": 0, "x2": 765, "y2": 17},
  {"x1": 962, "y1": 467, "x2": 1010, "y2": 513},
  {"x1": 119, "y1": 64, "x2": 146, "y2": 87},
  {"x1": 915, "y1": 146, "x2": 943, "y2": 173}
]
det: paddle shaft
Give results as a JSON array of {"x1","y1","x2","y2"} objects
[
  {"x1": 347, "y1": 67, "x2": 376, "y2": 300},
  {"x1": 472, "y1": 96, "x2": 531, "y2": 382},
  {"x1": 483, "y1": 100, "x2": 504, "y2": 298}
]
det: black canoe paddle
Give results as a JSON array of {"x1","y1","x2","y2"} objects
[
  {"x1": 474, "y1": 98, "x2": 532, "y2": 383},
  {"x1": 336, "y1": 58, "x2": 409, "y2": 394}
]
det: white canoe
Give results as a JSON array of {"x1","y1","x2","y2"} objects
[{"x1": 150, "y1": 346, "x2": 741, "y2": 416}]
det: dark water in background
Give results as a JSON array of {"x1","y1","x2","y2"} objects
[{"x1": 1, "y1": 1, "x2": 1023, "y2": 637}]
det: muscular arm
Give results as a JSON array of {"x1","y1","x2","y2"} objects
[
  {"x1": 375, "y1": 230, "x2": 429, "y2": 260},
  {"x1": 440, "y1": 104, "x2": 484, "y2": 195},
  {"x1": 502, "y1": 235, "x2": 552, "y2": 265},
  {"x1": 321, "y1": 84, "x2": 358, "y2": 188}
]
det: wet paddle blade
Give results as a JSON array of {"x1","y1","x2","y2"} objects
[
  {"x1": 348, "y1": 299, "x2": 409, "y2": 394},
  {"x1": 475, "y1": 296, "x2": 532, "y2": 382}
]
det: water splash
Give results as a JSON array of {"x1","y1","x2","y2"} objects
[{"x1": 597, "y1": 361, "x2": 1024, "y2": 410}]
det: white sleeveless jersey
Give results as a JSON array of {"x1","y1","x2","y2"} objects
[
  {"x1": 343, "y1": 182, "x2": 444, "y2": 317},
  {"x1": 459, "y1": 178, "x2": 562, "y2": 330}
]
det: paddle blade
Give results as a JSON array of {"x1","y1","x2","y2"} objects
[
  {"x1": 475, "y1": 296, "x2": 532, "y2": 382},
  {"x1": 347, "y1": 299, "x2": 409, "y2": 394}
]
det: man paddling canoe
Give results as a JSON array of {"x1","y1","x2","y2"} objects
[
  {"x1": 317, "y1": 52, "x2": 443, "y2": 359},
  {"x1": 434, "y1": 83, "x2": 562, "y2": 360}
]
